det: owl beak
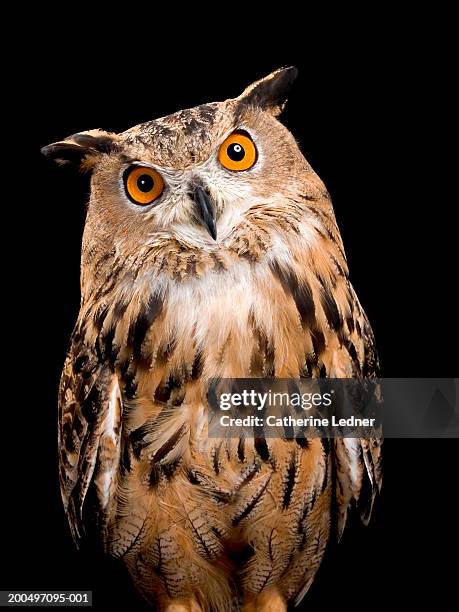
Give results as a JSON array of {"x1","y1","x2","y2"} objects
[{"x1": 192, "y1": 185, "x2": 217, "y2": 240}]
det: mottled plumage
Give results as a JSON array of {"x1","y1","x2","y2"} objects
[{"x1": 43, "y1": 68, "x2": 382, "y2": 612}]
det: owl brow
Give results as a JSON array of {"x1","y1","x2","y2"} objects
[
  {"x1": 119, "y1": 153, "x2": 142, "y2": 166},
  {"x1": 118, "y1": 156, "x2": 169, "y2": 175}
]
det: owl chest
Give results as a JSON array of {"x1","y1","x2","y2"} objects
[
  {"x1": 145, "y1": 262, "x2": 305, "y2": 379},
  {"x1": 114, "y1": 260, "x2": 308, "y2": 467}
]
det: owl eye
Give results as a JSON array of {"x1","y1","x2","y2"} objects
[
  {"x1": 124, "y1": 165, "x2": 164, "y2": 205},
  {"x1": 218, "y1": 131, "x2": 257, "y2": 171}
]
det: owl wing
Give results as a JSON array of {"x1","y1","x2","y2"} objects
[
  {"x1": 330, "y1": 297, "x2": 383, "y2": 539},
  {"x1": 58, "y1": 331, "x2": 122, "y2": 548}
]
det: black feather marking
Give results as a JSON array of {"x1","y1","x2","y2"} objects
[
  {"x1": 191, "y1": 350, "x2": 204, "y2": 380},
  {"x1": 170, "y1": 386, "x2": 186, "y2": 407},
  {"x1": 346, "y1": 316, "x2": 355, "y2": 334},
  {"x1": 282, "y1": 453, "x2": 297, "y2": 509},
  {"x1": 93, "y1": 262, "x2": 125, "y2": 302},
  {"x1": 72, "y1": 412, "x2": 85, "y2": 439},
  {"x1": 362, "y1": 321, "x2": 380, "y2": 377},
  {"x1": 269, "y1": 261, "x2": 315, "y2": 328},
  {"x1": 154, "y1": 375, "x2": 179, "y2": 403},
  {"x1": 212, "y1": 443, "x2": 221, "y2": 474},
  {"x1": 102, "y1": 325, "x2": 117, "y2": 364},
  {"x1": 330, "y1": 254, "x2": 347, "y2": 278},
  {"x1": 63, "y1": 418, "x2": 77, "y2": 453},
  {"x1": 295, "y1": 434, "x2": 309, "y2": 449},
  {"x1": 149, "y1": 466, "x2": 160, "y2": 488},
  {"x1": 149, "y1": 460, "x2": 182, "y2": 489},
  {"x1": 347, "y1": 341, "x2": 358, "y2": 362},
  {"x1": 265, "y1": 344, "x2": 275, "y2": 376},
  {"x1": 211, "y1": 526, "x2": 225, "y2": 542},
  {"x1": 320, "y1": 287, "x2": 342, "y2": 331},
  {"x1": 105, "y1": 302, "x2": 129, "y2": 358},
  {"x1": 237, "y1": 437, "x2": 245, "y2": 462},
  {"x1": 252, "y1": 325, "x2": 276, "y2": 377},
  {"x1": 232, "y1": 475, "x2": 272, "y2": 526},
  {"x1": 314, "y1": 226, "x2": 328, "y2": 241},
  {"x1": 301, "y1": 356, "x2": 314, "y2": 377},
  {"x1": 311, "y1": 328, "x2": 326, "y2": 356},
  {"x1": 73, "y1": 354, "x2": 89, "y2": 374},
  {"x1": 249, "y1": 345, "x2": 265, "y2": 376},
  {"x1": 130, "y1": 420, "x2": 156, "y2": 459},
  {"x1": 254, "y1": 436, "x2": 270, "y2": 461},
  {"x1": 154, "y1": 380, "x2": 172, "y2": 404},
  {"x1": 282, "y1": 409, "x2": 294, "y2": 440},
  {"x1": 80, "y1": 384, "x2": 100, "y2": 423},
  {"x1": 186, "y1": 469, "x2": 200, "y2": 485},
  {"x1": 93, "y1": 304, "x2": 109, "y2": 331},
  {"x1": 321, "y1": 438, "x2": 331, "y2": 456},
  {"x1": 152, "y1": 423, "x2": 187, "y2": 463},
  {"x1": 299, "y1": 489, "x2": 318, "y2": 527},
  {"x1": 155, "y1": 339, "x2": 176, "y2": 366},
  {"x1": 161, "y1": 459, "x2": 181, "y2": 481},
  {"x1": 120, "y1": 438, "x2": 132, "y2": 474},
  {"x1": 186, "y1": 468, "x2": 232, "y2": 504},
  {"x1": 124, "y1": 371, "x2": 137, "y2": 399},
  {"x1": 268, "y1": 528, "x2": 275, "y2": 561},
  {"x1": 236, "y1": 462, "x2": 261, "y2": 489},
  {"x1": 321, "y1": 457, "x2": 329, "y2": 493},
  {"x1": 128, "y1": 294, "x2": 163, "y2": 359}
]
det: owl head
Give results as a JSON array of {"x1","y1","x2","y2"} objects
[{"x1": 42, "y1": 68, "x2": 325, "y2": 264}]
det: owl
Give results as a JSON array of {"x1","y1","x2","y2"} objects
[{"x1": 42, "y1": 68, "x2": 382, "y2": 612}]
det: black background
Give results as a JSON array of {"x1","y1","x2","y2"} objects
[{"x1": 4, "y1": 14, "x2": 457, "y2": 610}]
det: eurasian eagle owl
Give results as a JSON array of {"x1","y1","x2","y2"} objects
[{"x1": 42, "y1": 67, "x2": 382, "y2": 612}]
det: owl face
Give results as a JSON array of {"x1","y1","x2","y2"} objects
[{"x1": 42, "y1": 68, "x2": 316, "y2": 261}]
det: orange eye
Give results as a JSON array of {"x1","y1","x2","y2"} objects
[
  {"x1": 218, "y1": 131, "x2": 257, "y2": 171},
  {"x1": 124, "y1": 165, "x2": 164, "y2": 205}
]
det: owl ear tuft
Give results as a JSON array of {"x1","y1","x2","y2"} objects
[
  {"x1": 236, "y1": 67, "x2": 298, "y2": 116},
  {"x1": 41, "y1": 129, "x2": 118, "y2": 170}
]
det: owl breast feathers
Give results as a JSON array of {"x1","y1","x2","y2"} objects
[{"x1": 43, "y1": 67, "x2": 382, "y2": 612}]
